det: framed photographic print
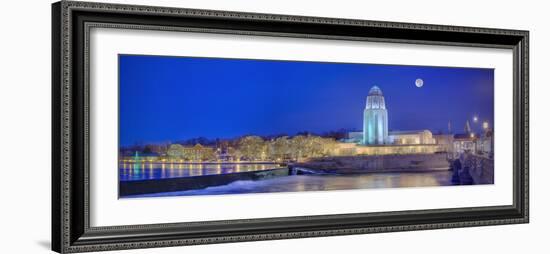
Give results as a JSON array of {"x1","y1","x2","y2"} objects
[{"x1": 52, "y1": 1, "x2": 529, "y2": 253}]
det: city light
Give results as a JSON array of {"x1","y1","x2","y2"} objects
[
  {"x1": 473, "y1": 116, "x2": 478, "y2": 123},
  {"x1": 483, "y1": 121, "x2": 489, "y2": 130}
]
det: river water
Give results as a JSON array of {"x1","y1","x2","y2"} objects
[
  {"x1": 122, "y1": 162, "x2": 454, "y2": 198},
  {"x1": 119, "y1": 162, "x2": 278, "y2": 181}
]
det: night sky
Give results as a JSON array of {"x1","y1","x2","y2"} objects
[{"x1": 119, "y1": 55, "x2": 494, "y2": 146}]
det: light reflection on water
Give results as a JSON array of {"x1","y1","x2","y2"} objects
[
  {"x1": 119, "y1": 163, "x2": 277, "y2": 181},
  {"x1": 128, "y1": 171, "x2": 455, "y2": 198}
]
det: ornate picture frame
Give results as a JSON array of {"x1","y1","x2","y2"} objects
[{"x1": 52, "y1": 1, "x2": 529, "y2": 253}]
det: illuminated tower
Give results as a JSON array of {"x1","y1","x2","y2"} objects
[{"x1": 363, "y1": 86, "x2": 388, "y2": 145}]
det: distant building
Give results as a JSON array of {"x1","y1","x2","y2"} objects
[
  {"x1": 433, "y1": 134, "x2": 454, "y2": 157},
  {"x1": 476, "y1": 129, "x2": 494, "y2": 158},
  {"x1": 388, "y1": 130, "x2": 436, "y2": 145},
  {"x1": 166, "y1": 143, "x2": 216, "y2": 161},
  {"x1": 339, "y1": 86, "x2": 443, "y2": 155},
  {"x1": 363, "y1": 86, "x2": 388, "y2": 145},
  {"x1": 181, "y1": 144, "x2": 215, "y2": 161},
  {"x1": 334, "y1": 142, "x2": 441, "y2": 156},
  {"x1": 452, "y1": 133, "x2": 477, "y2": 158},
  {"x1": 347, "y1": 130, "x2": 436, "y2": 145},
  {"x1": 451, "y1": 123, "x2": 494, "y2": 159}
]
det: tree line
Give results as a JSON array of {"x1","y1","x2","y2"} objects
[{"x1": 165, "y1": 135, "x2": 339, "y2": 162}]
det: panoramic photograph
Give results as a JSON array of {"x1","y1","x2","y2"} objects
[{"x1": 118, "y1": 55, "x2": 495, "y2": 198}]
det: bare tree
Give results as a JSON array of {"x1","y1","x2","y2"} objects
[
  {"x1": 268, "y1": 136, "x2": 290, "y2": 161},
  {"x1": 238, "y1": 136, "x2": 266, "y2": 161}
]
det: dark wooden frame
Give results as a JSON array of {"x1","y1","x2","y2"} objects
[{"x1": 52, "y1": 1, "x2": 529, "y2": 253}]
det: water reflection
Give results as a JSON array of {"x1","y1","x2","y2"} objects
[
  {"x1": 120, "y1": 162, "x2": 277, "y2": 181},
  {"x1": 129, "y1": 171, "x2": 455, "y2": 198}
]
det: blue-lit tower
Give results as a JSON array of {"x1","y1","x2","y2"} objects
[{"x1": 363, "y1": 86, "x2": 388, "y2": 145}]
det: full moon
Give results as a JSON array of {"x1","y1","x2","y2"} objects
[{"x1": 415, "y1": 78, "x2": 424, "y2": 88}]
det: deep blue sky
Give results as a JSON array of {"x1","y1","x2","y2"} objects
[{"x1": 119, "y1": 55, "x2": 494, "y2": 146}]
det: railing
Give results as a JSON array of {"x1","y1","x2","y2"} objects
[{"x1": 464, "y1": 154, "x2": 494, "y2": 184}]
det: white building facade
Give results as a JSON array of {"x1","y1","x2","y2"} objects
[
  {"x1": 363, "y1": 86, "x2": 389, "y2": 145},
  {"x1": 388, "y1": 130, "x2": 436, "y2": 145},
  {"x1": 336, "y1": 86, "x2": 442, "y2": 156}
]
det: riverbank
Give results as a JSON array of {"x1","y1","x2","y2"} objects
[
  {"x1": 290, "y1": 153, "x2": 450, "y2": 174},
  {"x1": 119, "y1": 167, "x2": 288, "y2": 197}
]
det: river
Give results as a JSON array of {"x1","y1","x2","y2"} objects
[
  {"x1": 120, "y1": 162, "x2": 279, "y2": 181},
  {"x1": 122, "y1": 163, "x2": 454, "y2": 198}
]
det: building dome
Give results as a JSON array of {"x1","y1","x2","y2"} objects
[
  {"x1": 368, "y1": 86, "x2": 383, "y2": 96},
  {"x1": 366, "y1": 86, "x2": 386, "y2": 110}
]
